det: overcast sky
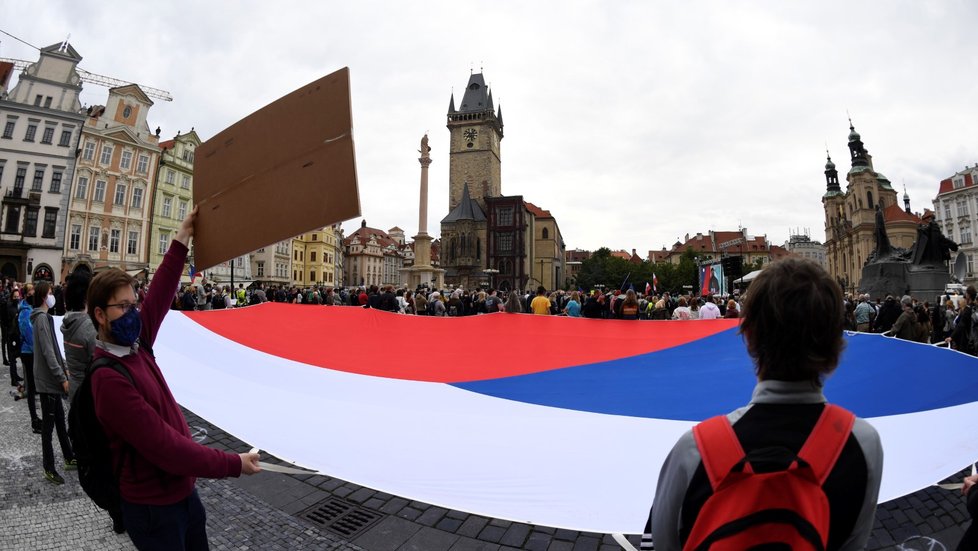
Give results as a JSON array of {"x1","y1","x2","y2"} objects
[{"x1": 3, "y1": 1, "x2": 976, "y2": 255}]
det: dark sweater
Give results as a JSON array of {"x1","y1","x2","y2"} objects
[{"x1": 92, "y1": 240, "x2": 241, "y2": 506}]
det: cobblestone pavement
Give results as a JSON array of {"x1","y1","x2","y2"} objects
[{"x1": 3, "y1": 369, "x2": 976, "y2": 550}]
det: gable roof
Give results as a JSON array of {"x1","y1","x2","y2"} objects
[
  {"x1": 109, "y1": 84, "x2": 154, "y2": 106},
  {"x1": 524, "y1": 202, "x2": 553, "y2": 218},
  {"x1": 938, "y1": 172, "x2": 975, "y2": 195},
  {"x1": 882, "y1": 203, "x2": 921, "y2": 224},
  {"x1": 441, "y1": 184, "x2": 486, "y2": 223}
]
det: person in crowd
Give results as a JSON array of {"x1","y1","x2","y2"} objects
[
  {"x1": 89, "y1": 207, "x2": 260, "y2": 549},
  {"x1": 914, "y1": 303, "x2": 931, "y2": 344},
  {"x1": 447, "y1": 291, "x2": 464, "y2": 316},
  {"x1": 943, "y1": 299, "x2": 957, "y2": 341},
  {"x1": 647, "y1": 257, "x2": 882, "y2": 551},
  {"x1": 885, "y1": 296, "x2": 918, "y2": 341},
  {"x1": 5, "y1": 285, "x2": 21, "y2": 388},
  {"x1": 30, "y1": 281, "x2": 75, "y2": 485},
  {"x1": 671, "y1": 297, "x2": 692, "y2": 320},
  {"x1": 619, "y1": 290, "x2": 640, "y2": 320},
  {"x1": 1, "y1": 281, "x2": 13, "y2": 370},
  {"x1": 581, "y1": 291, "x2": 603, "y2": 318},
  {"x1": 414, "y1": 290, "x2": 428, "y2": 315},
  {"x1": 854, "y1": 294, "x2": 874, "y2": 332},
  {"x1": 505, "y1": 290, "x2": 523, "y2": 314},
  {"x1": 429, "y1": 291, "x2": 446, "y2": 316},
  {"x1": 699, "y1": 294, "x2": 721, "y2": 319},
  {"x1": 873, "y1": 295, "x2": 901, "y2": 333},
  {"x1": 948, "y1": 286, "x2": 977, "y2": 354},
  {"x1": 62, "y1": 273, "x2": 97, "y2": 404},
  {"x1": 18, "y1": 283, "x2": 40, "y2": 433},
  {"x1": 723, "y1": 299, "x2": 739, "y2": 319},
  {"x1": 563, "y1": 291, "x2": 582, "y2": 317},
  {"x1": 530, "y1": 286, "x2": 551, "y2": 316}
]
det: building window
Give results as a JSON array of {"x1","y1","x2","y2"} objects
[
  {"x1": 93, "y1": 180, "x2": 106, "y2": 202},
  {"x1": 178, "y1": 200, "x2": 188, "y2": 220},
  {"x1": 69, "y1": 224, "x2": 81, "y2": 250},
  {"x1": 162, "y1": 196, "x2": 172, "y2": 218},
  {"x1": 75, "y1": 177, "x2": 88, "y2": 199},
  {"x1": 42, "y1": 209, "x2": 57, "y2": 238},
  {"x1": 120, "y1": 150, "x2": 133, "y2": 170},
  {"x1": 50, "y1": 171, "x2": 62, "y2": 193},
  {"x1": 312, "y1": 234, "x2": 318, "y2": 241},
  {"x1": 497, "y1": 233, "x2": 513, "y2": 253},
  {"x1": 41, "y1": 127, "x2": 54, "y2": 144},
  {"x1": 23, "y1": 208, "x2": 38, "y2": 236},
  {"x1": 311, "y1": 251, "x2": 317, "y2": 262},
  {"x1": 33, "y1": 95, "x2": 42, "y2": 106},
  {"x1": 166, "y1": 170, "x2": 175, "y2": 184},
  {"x1": 32, "y1": 168, "x2": 45, "y2": 191},
  {"x1": 159, "y1": 232, "x2": 169, "y2": 255},
  {"x1": 58, "y1": 130, "x2": 71, "y2": 146},
  {"x1": 3, "y1": 206, "x2": 19, "y2": 233},
  {"x1": 44, "y1": 97, "x2": 52, "y2": 108},
  {"x1": 497, "y1": 207, "x2": 514, "y2": 226},
  {"x1": 99, "y1": 144, "x2": 113, "y2": 165},
  {"x1": 131, "y1": 187, "x2": 143, "y2": 209},
  {"x1": 954, "y1": 177, "x2": 965, "y2": 189},
  {"x1": 82, "y1": 142, "x2": 95, "y2": 161},
  {"x1": 962, "y1": 226, "x2": 973, "y2": 245},
  {"x1": 945, "y1": 204, "x2": 952, "y2": 220},
  {"x1": 136, "y1": 154, "x2": 149, "y2": 174},
  {"x1": 127, "y1": 231, "x2": 138, "y2": 255},
  {"x1": 181, "y1": 175, "x2": 190, "y2": 189},
  {"x1": 257, "y1": 262, "x2": 265, "y2": 277},
  {"x1": 24, "y1": 124, "x2": 37, "y2": 142},
  {"x1": 958, "y1": 199, "x2": 970, "y2": 217},
  {"x1": 114, "y1": 183, "x2": 127, "y2": 206},
  {"x1": 13, "y1": 167, "x2": 26, "y2": 191},
  {"x1": 109, "y1": 229, "x2": 120, "y2": 253},
  {"x1": 310, "y1": 271, "x2": 316, "y2": 282},
  {"x1": 2, "y1": 121, "x2": 14, "y2": 138},
  {"x1": 88, "y1": 226, "x2": 100, "y2": 251},
  {"x1": 183, "y1": 149, "x2": 194, "y2": 162}
]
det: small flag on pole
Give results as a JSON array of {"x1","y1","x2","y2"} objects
[
  {"x1": 652, "y1": 273, "x2": 658, "y2": 293},
  {"x1": 189, "y1": 264, "x2": 198, "y2": 284}
]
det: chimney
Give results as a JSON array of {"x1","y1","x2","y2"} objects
[{"x1": 632, "y1": 248, "x2": 637, "y2": 256}]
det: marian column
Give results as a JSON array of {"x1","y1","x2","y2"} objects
[{"x1": 403, "y1": 133, "x2": 444, "y2": 289}]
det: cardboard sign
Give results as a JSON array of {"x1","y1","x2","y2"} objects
[{"x1": 192, "y1": 67, "x2": 360, "y2": 270}]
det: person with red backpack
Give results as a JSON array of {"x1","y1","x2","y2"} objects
[{"x1": 646, "y1": 257, "x2": 883, "y2": 551}]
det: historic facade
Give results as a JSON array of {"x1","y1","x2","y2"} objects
[
  {"x1": 343, "y1": 221, "x2": 403, "y2": 287},
  {"x1": 291, "y1": 226, "x2": 339, "y2": 287},
  {"x1": 62, "y1": 84, "x2": 161, "y2": 280},
  {"x1": 149, "y1": 130, "x2": 199, "y2": 280},
  {"x1": 249, "y1": 239, "x2": 292, "y2": 287},
  {"x1": 526, "y1": 202, "x2": 566, "y2": 290},
  {"x1": 784, "y1": 232, "x2": 827, "y2": 270},
  {"x1": 0, "y1": 42, "x2": 86, "y2": 282},
  {"x1": 933, "y1": 164, "x2": 978, "y2": 287},
  {"x1": 822, "y1": 122, "x2": 920, "y2": 294}
]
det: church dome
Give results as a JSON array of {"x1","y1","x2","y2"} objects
[
  {"x1": 848, "y1": 126, "x2": 860, "y2": 142},
  {"x1": 825, "y1": 157, "x2": 836, "y2": 170}
]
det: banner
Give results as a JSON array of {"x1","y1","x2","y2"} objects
[{"x1": 71, "y1": 305, "x2": 978, "y2": 534}]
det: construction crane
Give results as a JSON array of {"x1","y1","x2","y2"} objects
[{"x1": 0, "y1": 56, "x2": 173, "y2": 102}]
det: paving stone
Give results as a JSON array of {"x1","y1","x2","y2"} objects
[
  {"x1": 457, "y1": 516, "x2": 490, "y2": 538},
  {"x1": 417, "y1": 506, "x2": 449, "y2": 527},
  {"x1": 477, "y1": 525, "x2": 507, "y2": 543},
  {"x1": 396, "y1": 507, "x2": 424, "y2": 521},
  {"x1": 347, "y1": 487, "x2": 376, "y2": 504},
  {"x1": 499, "y1": 523, "x2": 531, "y2": 547},
  {"x1": 573, "y1": 536, "x2": 601, "y2": 551},
  {"x1": 380, "y1": 497, "x2": 410, "y2": 515},
  {"x1": 548, "y1": 540, "x2": 575, "y2": 551},
  {"x1": 436, "y1": 516, "x2": 465, "y2": 533},
  {"x1": 398, "y1": 526, "x2": 459, "y2": 551},
  {"x1": 524, "y1": 531, "x2": 553, "y2": 551},
  {"x1": 448, "y1": 538, "x2": 501, "y2": 551},
  {"x1": 353, "y1": 516, "x2": 421, "y2": 551}
]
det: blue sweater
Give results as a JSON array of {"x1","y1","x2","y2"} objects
[{"x1": 17, "y1": 300, "x2": 33, "y2": 354}]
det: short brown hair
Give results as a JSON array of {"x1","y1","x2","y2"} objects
[
  {"x1": 739, "y1": 257, "x2": 845, "y2": 384},
  {"x1": 87, "y1": 269, "x2": 135, "y2": 327},
  {"x1": 32, "y1": 281, "x2": 52, "y2": 308}
]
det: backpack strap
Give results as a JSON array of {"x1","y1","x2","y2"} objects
[
  {"x1": 796, "y1": 404, "x2": 855, "y2": 485},
  {"x1": 692, "y1": 415, "x2": 751, "y2": 490}
]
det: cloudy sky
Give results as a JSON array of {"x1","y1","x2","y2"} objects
[{"x1": 3, "y1": 1, "x2": 976, "y2": 255}]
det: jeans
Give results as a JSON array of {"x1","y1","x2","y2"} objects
[
  {"x1": 39, "y1": 392, "x2": 73, "y2": 473},
  {"x1": 21, "y1": 353, "x2": 38, "y2": 425},
  {"x1": 122, "y1": 489, "x2": 208, "y2": 551}
]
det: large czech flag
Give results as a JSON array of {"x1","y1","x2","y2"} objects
[{"x1": 100, "y1": 304, "x2": 978, "y2": 534}]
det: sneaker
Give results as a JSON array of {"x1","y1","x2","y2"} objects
[
  {"x1": 44, "y1": 471, "x2": 64, "y2": 485},
  {"x1": 64, "y1": 459, "x2": 78, "y2": 471},
  {"x1": 112, "y1": 516, "x2": 126, "y2": 534},
  {"x1": 31, "y1": 420, "x2": 42, "y2": 434}
]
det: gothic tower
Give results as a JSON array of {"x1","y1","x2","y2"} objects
[{"x1": 446, "y1": 72, "x2": 503, "y2": 213}]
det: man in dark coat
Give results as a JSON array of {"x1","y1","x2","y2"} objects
[{"x1": 873, "y1": 295, "x2": 901, "y2": 333}]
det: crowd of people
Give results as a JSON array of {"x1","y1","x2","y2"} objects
[
  {"x1": 843, "y1": 289, "x2": 978, "y2": 354},
  {"x1": 169, "y1": 281, "x2": 744, "y2": 321}
]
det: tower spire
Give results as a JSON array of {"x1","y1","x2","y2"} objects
[
  {"x1": 824, "y1": 149, "x2": 841, "y2": 194},
  {"x1": 847, "y1": 119, "x2": 869, "y2": 168},
  {"x1": 448, "y1": 92, "x2": 456, "y2": 114}
]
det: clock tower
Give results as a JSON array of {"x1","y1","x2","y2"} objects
[{"x1": 447, "y1": 72, "x2": 503, "y2": 212}]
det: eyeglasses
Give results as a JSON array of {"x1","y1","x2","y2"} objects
[{"x1": 105, "y1": 302, "x2": 139, "y2": 314}]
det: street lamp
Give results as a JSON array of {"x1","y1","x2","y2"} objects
[{"x1": 483, "y1": 268, "x2": 499, "y2": 289}]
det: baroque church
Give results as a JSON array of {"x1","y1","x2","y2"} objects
[
  {"x1": 439, "y1": 72, "x2": 565, "y2": 291},
  {"x1": 822, "y1": 122, "x2": 924, "y2": 295}
]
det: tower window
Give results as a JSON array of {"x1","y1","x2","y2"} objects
[{"x1": 542, "y1": 227, "x2": 549, "y2": 239}]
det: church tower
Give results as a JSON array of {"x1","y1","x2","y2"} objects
[{"x1": 446, "y1": 72, "x2": 503, "y2": 212}]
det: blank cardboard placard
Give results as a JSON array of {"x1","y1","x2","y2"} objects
[{"x1": 193, "y1": 67, "x2": 360, "y2": 271}]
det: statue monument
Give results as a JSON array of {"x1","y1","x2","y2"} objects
[
  {"x1": 859, "y1": 207, "x2": 957, "y2": 299},
  {"x1": 401, "y1": 133, "x2": 445, "y2": 290}
]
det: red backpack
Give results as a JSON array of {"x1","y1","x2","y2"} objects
[{"x1": 683, "y1": 404, "x2": 855, "y2": 551}]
